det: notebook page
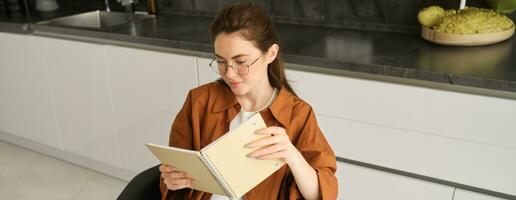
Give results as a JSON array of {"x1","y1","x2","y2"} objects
[{"x1": 200, "y1": 114, "x2": 285, "y2": 198}]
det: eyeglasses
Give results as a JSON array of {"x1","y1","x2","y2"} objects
[{"x1": 209, "y1": 55, "x2": 262, "y2": 76}]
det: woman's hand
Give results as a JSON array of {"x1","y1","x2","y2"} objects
[
  {"x1": 246, "y1": 127, "x2": 321, "y2": 200},
  {"x1": 159, "y1": 164, "x2": 194, "y2": 190},
  {"x1": 245, "y1": 126, "x2": 300, "y2": 165}
]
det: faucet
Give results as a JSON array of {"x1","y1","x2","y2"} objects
[
  {"x1": 105, "y1": 0, "x2": 139, "y2": 13},
  {"x1": 118, "y1": 0, "x2": 138, "y2": 13},
  {"x1": 105, "y1": 0, "x2": 111, "y2": 12}
]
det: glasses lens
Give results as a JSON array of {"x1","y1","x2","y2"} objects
[
  {"x1": 217, "y1": 64, "x2": 226, "y2": 75},
  {"x1": 236, "y1": 63, "x2": 249, "y2": 75},
  {"x1": 209, "y1": 59, "x2": 223, "y2": 75},
  {"x1": 209, "y1": 57, "x2": 253, "y2": 75}
]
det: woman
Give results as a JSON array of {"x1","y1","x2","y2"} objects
[{"x1": 159, "y1": 2, "x2": 337, "y2": 200}]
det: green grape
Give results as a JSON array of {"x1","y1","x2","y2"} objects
[{"x1": 422, "y1": 6, "x2": 515, "y2": 34}]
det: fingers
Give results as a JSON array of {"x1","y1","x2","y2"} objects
[
  {"x1": 245, "y1": 126, "x2": 290, "y2": 148},
  {"x1": 255, "y1": 149, "x2": 290, "y2": 160},
  {"x1": 245, "y1": 135, "x2": 284, "y2": 148},
  {"x1": 159, "y1": 164, "x2": 178, "y2": 173},
  {"x1": 247, "y1": 143, "x2": 290, "y2": 158},
  {"x1": 160, "y1": 164, "x2": 194, "y2": 191},
  {"x1": 163, "y1": 177, "x2": 193, "y2": 190},
  {"x1": 255, "y1": 126, "x2": 286, "y2": 136},
  {"x1": 162, "y1": 171, "x2": 191, "y2": 179},
  {"x1": 159, "y1": 165, "x2": 194, "y2": 178}
]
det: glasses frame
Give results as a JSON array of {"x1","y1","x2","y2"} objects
[{"x1": 209, "y1": 55, "x2": 262, "y2": 76}]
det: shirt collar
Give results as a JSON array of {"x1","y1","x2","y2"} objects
[
  {"x1": 211, "y1": 83, "x2": 294, "y2": 127},
  {"x1": 212, "y1": 83, "x2": 239, "y2": 113},
  {"x1": 268, "y1": 88, "x2": 293, "y2": 127}
]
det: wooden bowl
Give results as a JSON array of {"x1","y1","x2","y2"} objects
[{"x1": 421, "y1": 26, "x2": 515, "y2": 46}]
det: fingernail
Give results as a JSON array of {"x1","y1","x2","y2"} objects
[
  {"x1": 246, "y1": 153, "x2": 254, "y2": 158},
  {"x1": 245, "y1": 144, "x2": 253, "y2": 148}
]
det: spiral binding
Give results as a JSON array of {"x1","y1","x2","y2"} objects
[{"x1": 200, "y1": 152, "x2": 237, "y2": 199}]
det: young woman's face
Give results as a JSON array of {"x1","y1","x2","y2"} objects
[{"x1": 213, "y1": 31, "x2": 269, "y2": 96}]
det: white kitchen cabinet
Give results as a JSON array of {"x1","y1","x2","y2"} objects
[
  {"x1": 39, "y1": 36, "x2": 120, "y2": 167},
  {"x1": 427, "y1": 89, "x2": 516, "y2": 149},
  {"x1": 105, "y1": 45, "x2": 197, "y2": 172},
  {"x1": 196, "y1": 57, "x2": 220, "y2": 86},
  {"x1": 285, "y1": 67, "x2": 516, "y2": 196},
  {"x1": 318, "y1": 114, "x2": 516, "y2": 196},
  {"x1": 285, "y1": 69, "x2": 427, "y2": 133},
  {"x1": 2, "y1": 31, "x2": 515, "y2": 198},
  {"x1": 0, "y1": 33, "x2": 60, "y2": 149},
  {"x1": 453, "y1": 189, "x2": 508, "y2": 200},
  {"x1": 337, "y1": 162, "x2": 454, "y2": 200}
]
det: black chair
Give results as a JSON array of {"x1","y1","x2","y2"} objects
[{"x1": 117, "y1": 164, "x2": 162, "y2": 200}]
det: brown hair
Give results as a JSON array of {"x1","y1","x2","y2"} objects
[{"x1": 209, "y1": 2, "x2": 297, "y2": 97}]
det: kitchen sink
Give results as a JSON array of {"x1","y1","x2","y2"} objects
[{"x1": 36, "y1": 10, "x2": 153, "y2": 30}]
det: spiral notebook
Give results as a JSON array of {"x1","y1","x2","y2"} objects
[{"x1": 146, "y1": 113, "x2": 284, "y2": 199}]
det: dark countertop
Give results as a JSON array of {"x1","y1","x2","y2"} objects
[
  {"x1": 0, "y1": 7, "x2": 93, "y2": 33},
  {"x1": 0, "y1": 13, "x2": 29, "y2": 33},
  {"x1": 2, "y1": 10, "x2": 516, "y2": 95}
]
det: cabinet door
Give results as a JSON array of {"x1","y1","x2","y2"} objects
[
  {"x1": 337, "y1": 162, "x2": 454, "y2": 200},
  {"x1": 318, "y1": 113, "x2": 516, "y2": 196},
  {"x1": 285, "y1": 68, "x2": 427, "y2": 132},
  {"x1": 0, "y1": 33, "x2": 60, "y2": 148},
  {"x1": 287, "y1": 68, "x2": 516, "y2": 196},
  {"x1": 197, "y1": 57, "x2": 220, "y2": 86},
  {"x1": 40, "y1": 36, "x2": 119, "y2": 167},
  {"x1": 453, "y1": 189, "x2": 508, "y2": 200},
  {"x1": 105, "y1": 45, "x2": 197, "y2": 172},
  {"x1": 427, "y1": 89, "x2": 516, "y2": 149}
]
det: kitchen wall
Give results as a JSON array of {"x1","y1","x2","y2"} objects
[
  {"x1": 24, "y1": 0, "x2": 146, "y2": 13},
  {"x1": 158, "y1": 0, "x2": 516, "y2": 33},
  {"x1": 15, "y1": 0, "x2": 516, "y2": 33},
  {"x1": 1, "y1": 0, "x2": 25, "y2": 17}
]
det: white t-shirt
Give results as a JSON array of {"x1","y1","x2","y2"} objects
[{"x1": 210, "y1": 88, "x2": 278, "y2": 200}]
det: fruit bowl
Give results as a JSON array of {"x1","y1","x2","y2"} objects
[{"x1": 421, "y1": 26, "x2": 515, "y2": 46}]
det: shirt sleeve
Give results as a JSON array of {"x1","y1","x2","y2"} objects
[
  {"x1": 160, "y1": 90, "x2": 195, "y2": 200},
  {"x1": 288, "y1": 105, "x2": 338, "y2": 200}
]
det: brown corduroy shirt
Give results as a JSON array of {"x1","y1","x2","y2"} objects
[{"x1": 160, "y1": 81, "x2": 338, "y2": 200}]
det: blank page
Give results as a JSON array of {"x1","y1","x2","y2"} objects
[{"x1": 201, "y1": 113, "x2": 284, "y2": 198}]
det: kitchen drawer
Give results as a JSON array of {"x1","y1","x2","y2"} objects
[
  {"x1": 318, "y1": 114, "x2": 516, "y2": 196},
  {"x1": 337, "y1": 162, "x2": 453, "y2": 200},
  {"x1": 286, "y1": 69, "x2": 427, "y2": 133}
]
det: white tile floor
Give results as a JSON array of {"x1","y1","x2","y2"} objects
[{"x1": 0, "y1": 140, "x2": 128, "y2": 200}]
